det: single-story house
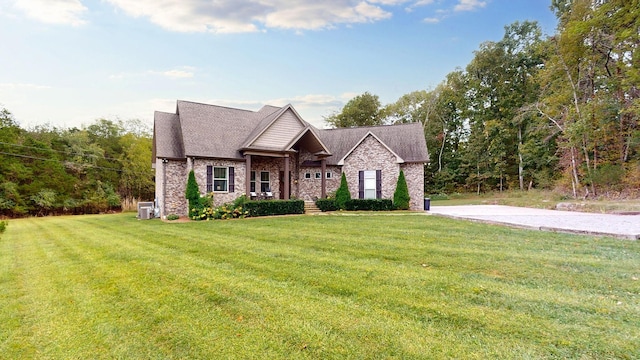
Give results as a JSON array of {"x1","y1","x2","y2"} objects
[{"x1": 152, "y1": 100, "x2": 429, "y2": 217}]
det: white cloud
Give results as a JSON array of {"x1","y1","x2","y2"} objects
[
  {"x1": 454, "y1": 0, "x2": 486, "y2": 12},
  {"x1": 422, "y1": 17, "x2": 439, "y2": 23},
  {"x1": 160, "y1": 69, "x2": 194, "y2": 79},
  {"x1": 12, "y1": 0, "x2": 87, "y2": 26},
  {"x1": 104, "y1": 0, "x2": 396, "y2": 33}
]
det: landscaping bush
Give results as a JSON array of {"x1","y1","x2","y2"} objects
[
  {"x1": 244, "y1": 200, "x2": 304, "y2": 217},
  {"x1": 0, "y1": 220, "x2": 7, "y2": 234},
  {"x1": 344, "y1": 199, "x2": 394, "y2": 211},
  {"x1": 335, "y1": 173, "x2": 351, "y2": 209},
  {"x1": 315, "y1": 198, "x2": 339, "y2": 211},
  {"x1": 166, "y1": 214, "x2": 180, "y2": 221},
  {"x1": 393, "y1": 169, "x2": 410, "y2": 210},
  {"x1": 185, "y1": 170, "x2": 200, "y2": 218}
]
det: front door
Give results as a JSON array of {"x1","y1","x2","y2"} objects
[{"x1": 279, "y1": 171, "x2": 292, "y2": 199}]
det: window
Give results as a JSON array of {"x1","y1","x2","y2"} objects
[
  {"x1": 315, "y1": 172, "x2": 321, "y2": 179},
  {"x1": 250, "y1": 171, "x2": 270, "y2": 193},
  {"x1": 326, "y1": 172, "x2": 332, "y2": 179},
  {"x1": 213, "y1": 167, "x2": 228, "y2": 192},
  {"x1": 363, "y1": 170, "x2": 376, "y2": 199},
  {"x1": 305, "y1": 172, "x2": 311, "y2": 179},
  {"x1": 260, "y1": 171, "x2": 270, "y2": 192},
  {"x1": 250, "y1": 171, "x2": 256, "y2": 193}
]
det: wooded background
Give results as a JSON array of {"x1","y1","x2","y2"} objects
[{"x1": 1, "y1": 0, "x2": 638, "y2": 217}]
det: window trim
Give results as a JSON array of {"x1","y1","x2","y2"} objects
[
  {"x1": 213, "y1": 166, "x2": 228, "y2": 192},
  {"x1": 260, "y1": 171, "x2": 270, "y2": 192}
]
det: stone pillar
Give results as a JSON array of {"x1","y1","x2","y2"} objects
[
  {"x1": 245, "y1": 154, "x2": 252, "y2": 196},
  {"x1": 283, "y1": 154, "x2": 290, "y2": 200},
  {"x1": 321, "y1": 158, "x2": 326, "y2": 199}
]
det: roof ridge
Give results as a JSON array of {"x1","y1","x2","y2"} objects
[
  {"x1": 321, "y1": 122, "x2": 421, "y2": 132},
  {"x1": 177, "y1": 100, "x2": 258, "y2": 113}
]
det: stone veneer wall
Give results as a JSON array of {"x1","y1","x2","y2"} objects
[
  {"x1": 156, "y1": 159, "x2": 188, "y2": 217},
  {"x1": 401, "y1": 162, "x2": 425, "y2": 211},
  {"x1": 192, "y1": 159, "x2": 246, "y2": 207},
  {"x1": 298, "y1": 165, "x2": 341, "y2": 200},
  {"x1": 250, "y1": 156, "x2": 298, "y2": 199},
  {"x1": 342, "y1": 135, "x2": 400, "y2": 202},
  {"x1": 297, "y1": 148, "x2": 340, "y2": 200}
]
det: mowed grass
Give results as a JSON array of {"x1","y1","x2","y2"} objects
[{"x1": 1, "y1": 213, "x2": 639, "y2": 359}]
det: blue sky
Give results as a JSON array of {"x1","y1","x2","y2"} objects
[{"x1": 0, "y1": 0, "x2": 558, "y2": 129}]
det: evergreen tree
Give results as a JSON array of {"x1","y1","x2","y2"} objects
[
  {"x1": 185, "y1": 170, "x2": 200, "y2": 216},
  {"x1": 335, "y1": 173, "x2": 351, "y2": 209},
  {"x1": 393, "y1": 170, "x2": 410, "y2": 210}
]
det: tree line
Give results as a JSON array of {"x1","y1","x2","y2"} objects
[
  {"x1": 1, "y1": 0, "x2": 637, "y2": 218},
  {"x1": 0, "y1": 110, "x2": 154, "y2": 217},
  {"x1": 326, "y1": 0, "x2": 639, "y2": 198}
]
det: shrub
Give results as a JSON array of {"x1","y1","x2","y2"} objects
[
  {"x1": 166, "y1": 214, "x2": 180, "y2": 221},
  {"x1": 335, "y1": 173, "x2": 351, "y2": 209},
  {"x1": 393, "y1": 170, "x2": 410, "y2": 210},
  {"x1": 185, "y1": 170, "x2": 200, "y2": 217},
  {"x1": 244, "y1": 200, "x2": 304, "y2": 217},
  {"x1": 344, "y1": 199, "x2": 394, "y2": 211},
  {"x1": 315, "y1": 198, "x2": 339, "y2": 212},
  {"x1": 0, "y1": 220, "x2": 7, "y2": 234}
]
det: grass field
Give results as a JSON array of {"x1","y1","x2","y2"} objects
[
  {"x1": 430, "y1": 190, "x2": 640, "y2": 214},
  {"x1": 1, "y1": 213, "x2": 639, "y2": 359}
]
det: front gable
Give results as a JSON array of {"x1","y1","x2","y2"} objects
[
  {"x1": 246, "y1": 107, "x2": 306, "y2": 150},
  {"x1": 338, "y1": 132, "x2": 404, "y2": 166}
]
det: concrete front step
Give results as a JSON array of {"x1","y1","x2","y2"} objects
[{"x1": 304, "y1": 201, "x2": 321, "y2": 214}]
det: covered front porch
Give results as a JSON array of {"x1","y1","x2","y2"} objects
[{"x1": 242, "y1": 128, "x2": 332, "y2": 201}]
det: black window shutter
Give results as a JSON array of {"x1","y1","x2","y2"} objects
[
  {"x1": 229, "y1": 167, "x2": 235, "y2": 192},
  {"x1": 206, "y1": 166, "x2": 213, "y2": 193},
  {"x1": 358, "y1": 171, "x2": 364, "y2": 199},
  {"x1": 376, "y1": 170, "x2": 382, "y2": 199}
]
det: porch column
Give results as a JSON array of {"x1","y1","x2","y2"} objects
[
  {"x1": 283, "y1": 154, "x2": 290, "y2": 200},
  {"x1": 321, "y1": 158, "x2": 326, "y2": 199},
  {"x1": 245, "y1": 154, "x2": 252, "y2": 196}
]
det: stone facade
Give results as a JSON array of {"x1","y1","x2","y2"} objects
[
  {"x1": 192, "y1": 158, "x2": 246, "y2": 207},
  {"x1": 156, "y1": 159, "x2": 188, "y2": 216},
  {"x1": 340, "y1": 134, "x2": 425, "y2": 211},
  {"x1": 296, "y1": 148, "x2": 340, "y2": 200},
  {"x1": 342, "y1": 134, "x2": 400, "y2": 202},
  {"x1": 401, "y1": 162, "x2": 425, "y2": 211}
]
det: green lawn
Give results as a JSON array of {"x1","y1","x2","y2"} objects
[
  {"x1": 429, "y1": 190, "x2": 640, "y2": 213},
  {"x1": 1, "y1": 213, "x2": 639, "y2": 359}
]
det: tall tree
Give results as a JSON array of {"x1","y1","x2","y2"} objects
[
  {"x1": 324, "y1": 92, "x2": 383, "y2": 128},
  {"x1": 537, "y1": 0, "x2": 639, "y2": 196}
]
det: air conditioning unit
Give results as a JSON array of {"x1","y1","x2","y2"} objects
[
  {"x1": 140, "y1": 207, "x2": 154, "y2": 220},
  {"x1": 137, "y1": 201, "x2": 155, "y2": 219}
]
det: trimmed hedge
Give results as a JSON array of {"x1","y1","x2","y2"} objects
[
  {"x1": 315, "y1": 198, "x2": 339, "y2": 212},
  {"x1": 244, "y1": 199, "x2": 305, "y2": 217},
  {"x1": 344, "y1": 199, "x2": 394, "y2": 211}
]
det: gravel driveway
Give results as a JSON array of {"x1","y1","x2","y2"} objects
[{"x1": 429, "y1": 205, "x2": 640, "y2": 240}]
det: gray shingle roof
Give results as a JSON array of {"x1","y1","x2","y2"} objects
[
  {"x1": 176, "y1": 100, "x2": 266, "y2": 159},
  {"x1": 153, "y1": 101, "x2": 429, "y2": 165},
  {"x1": 153, "y1": 111, "x2": 184, "y2": 159},
  {"x1": 318, "y1": 122, "x2": 429, "y2": 165}
]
